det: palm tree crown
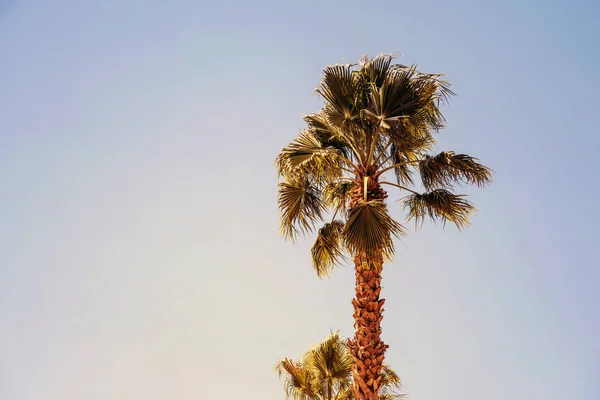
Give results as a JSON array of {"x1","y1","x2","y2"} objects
[{"x1": 276, "y1": 54, "x2": 491, "y2": 276}]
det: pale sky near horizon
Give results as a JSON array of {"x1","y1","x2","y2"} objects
[{"x1": 1, "y1": 1, "x2": 599, "y2": 399}]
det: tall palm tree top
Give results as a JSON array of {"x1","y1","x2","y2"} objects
[{"x1": 276, "y1": 54, "x2": 492, "y2": 277}]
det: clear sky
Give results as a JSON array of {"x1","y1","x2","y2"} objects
[{"x1": 1, "y1": 0, "x2": 599, "y2": 399}]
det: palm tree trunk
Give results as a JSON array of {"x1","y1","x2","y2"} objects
[{"x1": 348, "y1": 252, "x2": 388, "y2": 400}]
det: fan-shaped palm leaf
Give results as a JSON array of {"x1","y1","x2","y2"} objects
[
  {"x1": 276, "y1": 130, "x2": 346, "y2": 181},
  {"x1": 317, "y1": 65, "x2": 359, "y2": 126},
  {"x1": 278, "y1": 178, "x2": 326, "y2": 240},
  {"x1": 276, "y1": 359, "x2": 317, "y2": 400},
  {"x1": 343, "y1": 200, "x2": 405, "y2": 257},
  {"x1": 306, "y1": 332, "x2": 353, "y2": 392}
]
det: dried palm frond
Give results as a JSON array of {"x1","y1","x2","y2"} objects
[
  {"x1": 278, "y1": 178, "x2": 325, "y2": 240},
  {"x1": 419, "y1": 151, "x2": 493, "y2": 190},
  {"x1": 404, "y1": 189, "x2": 476, "y2": 230},
  {"x1": 311, "y1": 220, "x2": 346, "y2": 277}
]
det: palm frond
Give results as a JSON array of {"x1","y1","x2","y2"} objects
[
  {"x1": 419, "y1": 151, "x2": 493, "y2": 190},
  {"x1": 376, "y1": 365, "x2": 405, "y2": 400},
  {"x1": 358, "y1": 53, "x2": 396, "y2": 88},
  {"x1": 380, "y1": 365, "x2": 401, "y2": 389},
  {"x1": 386, "y1": 143, "x2": 415, "y2": 186},
  {"x1": 306, "y1": 332, "x2": 353, "y2": 385},
  {"x1": 304, "y1": 112, "x2": 353, "y2": 159},
  {"x1": 278, "y1": 178, "x2": 326, "y2": 240},
  {"x1": 388, "y1": 118, "x2": 435, "y2": 155},
  {"x1": 403, "y1": 189, "x2": 476, "y2": 230},
  {"x1": 363, "y1": 65, "x2": 417, "y2": 130},
  {"x1": 276, "y1": 130, "x2": 344, "y2": 181},
  {"x1": 383, "y1": 67, "x2": 452, "y2": 134},
  {"x1": 311, "y1": 220, "x2": 346, "y2": 278},
  {"x1": 275, "y1": 359, "x2": 318, "y2": 400},
  {"x1": 316, "y1": 64, "x2": 358, "y2": 126},
  {"x1": 323, "y1": 180, "x2": 355, "y2": 212},
  {"x1": 343, "y1": 200, "x2": 405, "y2": 257}
]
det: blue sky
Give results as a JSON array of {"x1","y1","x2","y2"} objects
[{"x1": 1, "y1": 0, "x2": 599, "y2": 399}]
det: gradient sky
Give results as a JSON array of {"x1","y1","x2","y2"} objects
[{"x1": 1, "y1": 1, "x2": 599, "y2": 399}]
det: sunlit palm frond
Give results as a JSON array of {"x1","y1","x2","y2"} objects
[
  {"x1": 388, "y1": 69, "x2": 452, "y2": 134},
  {"x1": 418, "y1": 151, "x2": 493, "y2": 190},
  {"x1": 278, "y1": 178, "x2": 326, "y2": 241},
  {"x1": 304, "y1": 112, "x2": 339, "y2": 139},
  {"x1": 276, "y1": 130, "x2": 345, "y2": 181},
  {"x1": 317, "y1": 64, "x2": 359, "y2": 126},
  {"x1": 358, "y1": 53, "x2": 397, "y2": 88},
  {"x1": 323, "y1": 180, "x2": 355, "y2": 212},
  {"x1": 362, "y1": 65, "x2": 417, "y2": 130},
  {"x1": 354, "y1": 54, "x2": 398, "y2": 110},
  {"x1": 403, "y1": 189, "x2": 476, "y2": 230},
  {"x1": 376, "y1": 365, "x2": 405, "y2": 400},
  {"x1": 304, "y1": 112, "x2": 353, "y2": 159},
  {"x1": 275, "y1": 359, "x2": 318, "y2": 400},
  {"x1": 311, "y1": 220, "x2": 346, "y2": 278},
  {"x1": 380, "y1": 365, "x2": 401, "y2": 390},
  {"x1": 386, "y1": 116, "x2": 435, "y2": 156},
  {"x1": 306, "y1": 332, "x2": 353, "y2": 385},
  {"x1": 343, "y1": 200, "x2": 405, "y2": 257}
]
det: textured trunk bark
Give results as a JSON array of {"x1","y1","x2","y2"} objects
[{"x1": 348, "y1": 252, "x2": 388, "y2": 400}]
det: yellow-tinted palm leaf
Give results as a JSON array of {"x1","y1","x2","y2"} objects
[
  {"x1": 276, "y1": 131, "x2": 344, "y2": 182},
  {"x1": 323, "y1": 180, "x2": 355, "y2": 212},
  {"x1": 311, "y1": 220, "x2": 346, "y2": 277},
  {"x1": 305, "y1": 332, "x2": 353, "y2": 388},
  {"x1": 275, "y1": 359, "x2": 317, "y2": 400},
  {"x1": 316, "y1": 64, "x2": 359, "y2": 126}
]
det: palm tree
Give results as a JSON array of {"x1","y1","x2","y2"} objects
[
  {"x1": 275, "y1": 54, "x2": 492, "y2": 400},
  {"x1": 275, "y1": 332, "x2": 403, "y2": 400}
]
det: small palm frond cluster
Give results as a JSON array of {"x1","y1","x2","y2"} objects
[
  {"x1": 275, "y1": 333, "x2": 403, "y2": 400},
  {"x1": 276, "y1": 54, "x2": 492, "y2": 277}
]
